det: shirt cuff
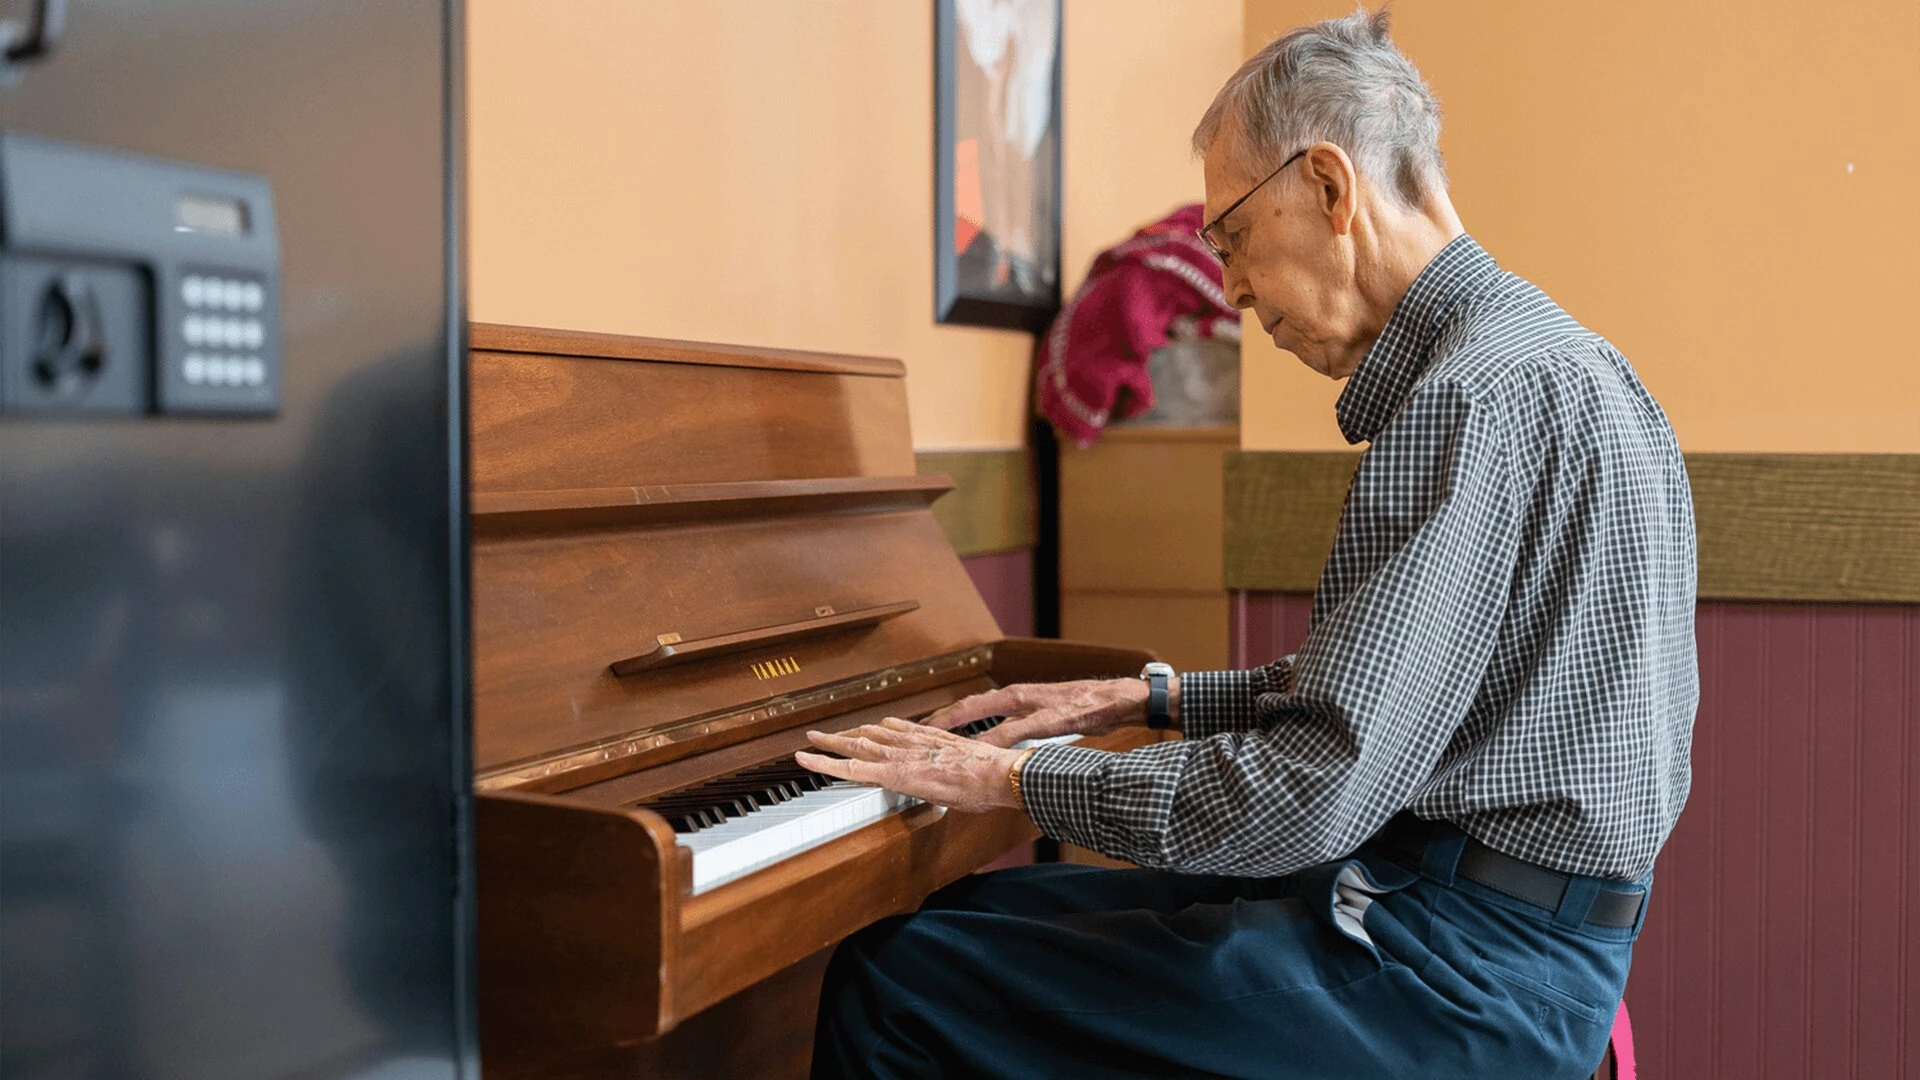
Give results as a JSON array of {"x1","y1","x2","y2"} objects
[
  {"x1": 1180, "y1": 660, "x2": 1288, "y2": 739},
  {"x1": 1018, "y1": 742, "x2": 1118, "y2": 855}
]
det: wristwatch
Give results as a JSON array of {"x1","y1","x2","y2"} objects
[{"x1": 1140, "y1": 661, "x2": 1176, "y2": 730}]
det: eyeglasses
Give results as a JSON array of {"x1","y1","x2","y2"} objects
[{"x1": 1196, "y1": 147, "x2": 1307, "y2": 266}]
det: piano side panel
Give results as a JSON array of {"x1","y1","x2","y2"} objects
[
  {"x1": 470, "y1": 349, "x2": 915, "y2": 491},
  {"x1": 472, "y1": 506, "x2": 1000, "y2": 772},
  {"x1": 476, "y1": 792, "x2": 680, "y2": 1073}
]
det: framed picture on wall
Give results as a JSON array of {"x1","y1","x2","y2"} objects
[{"x1": 935, "y1": 0, "x2": 1063, "y2": 333}]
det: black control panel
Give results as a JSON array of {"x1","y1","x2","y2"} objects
[{"x1": 0, "y1": 132, "x2": 281, "y2": 416}]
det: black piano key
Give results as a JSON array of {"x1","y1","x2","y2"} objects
[
  {"x1": 692, "y1": 783, "x2": 760, "y2": 801},
  {"x1": 652, "y1": 791, "x2": 721, "y2": 807},
  {"x1": 950, "y1": 715, "x2": 1008, "y2": 739}
]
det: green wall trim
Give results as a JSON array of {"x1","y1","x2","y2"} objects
[
  {"x1": 1225, "y1": 451, "x2": 1920, "y2": 603},
  {"x1": 1223, "y1": 452, "x2": 1359, "y2": 594},
  {"x1": 916, "y1": 449, "x2": 1036, "y2": 557}
]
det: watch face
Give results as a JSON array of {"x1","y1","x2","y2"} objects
[{"x1": 1142, "y1": 662, "x2": 1174, "y2": 678}]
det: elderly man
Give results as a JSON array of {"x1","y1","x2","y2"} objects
[{"x1": 799, "y1": 10, "x2": 1696, "y2": 1078}]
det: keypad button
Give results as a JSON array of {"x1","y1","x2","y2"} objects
[
  {"x1": 184, "y1": 355, "x2": 206, "y2": 384},
  {"x1": 183, "y1": 277, "x2": 205, "y2": 307},
  {"x1": 182, "y1": 316, "x2": 205, "y2": 346},
  {"x1": 241, "y1": 321, "x2": 264, "y2": 349},
  {"x1": 222, "y1": 281, "x2": 246, "y2": 309},
  {"x1": 243, "y1": 358, "x2": 265, "y2": 386},
  {"x1": 205, "y1": 357, "x2": 227, "y2": 386},
  {"x1": 240, "y1": 283, "x2": 264, "y2": 312},
  {"x1": 224, "y1": 320, "x2": 246, "y2": 349},
  {"x1": 226, "y1": 358, "x2": 249, "y2": 385}
]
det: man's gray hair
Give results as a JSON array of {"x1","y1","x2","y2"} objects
[{"x1": 1193, "y1": 8, "x2": 1444, "y2": 210}]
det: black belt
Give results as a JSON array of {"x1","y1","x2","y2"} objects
[{"x1": 1372, "y1": 815, "x2": 1644, "y2": 929}]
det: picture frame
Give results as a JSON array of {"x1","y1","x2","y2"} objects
[{"x1": 935, "y1": 0, "x2": 1063, "y2": 333}]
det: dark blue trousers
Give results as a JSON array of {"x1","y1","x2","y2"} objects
[{"x1": 812, "y1": 828, "x2": 1644, "y2": 1079}]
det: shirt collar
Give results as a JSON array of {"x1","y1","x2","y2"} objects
[{"x1": 1335, "y1": 234, "x2": 1501, "y2": 445}]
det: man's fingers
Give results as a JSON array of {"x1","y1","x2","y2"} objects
[
  {"x1": 795, "y1": 750, "x2": 875, "y2": 784},
  {"x1": 924, "y1": 687, "x2": 1021, "y2": 730},
  {"x1": 977, "y1": 709, "x2": 1070, "y2": 747},
  {"x1": 809, "y1": 722, "x2": 967, "y2": 770},
  {"x1": 859, "y1": 718, "x2": 955, "y2": 748},
  {"x1": 880, "y1": 719, "x2": 947, "y2": 746},
  {"x1": 882, "y1": 717, "x2": 964, "y2": 745},
  {"x1": 806, "y1": 729, "x2": 897, "y2": 760}
]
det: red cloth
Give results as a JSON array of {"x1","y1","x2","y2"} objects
[{"x1": 1035, "y1": 204, "x2": 1239, "y2": 447}]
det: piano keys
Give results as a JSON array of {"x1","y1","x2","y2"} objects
[
  {"x1": 651, "y1": 717, "x2": 1078, "y2": 895},
  {"x1": 469, "y1": 324, "x2": 1161, "y2": 1078}
]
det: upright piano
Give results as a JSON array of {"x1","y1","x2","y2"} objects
[{"x1": 469, "y1": 324, "x2": 1159, "y2": 1078}]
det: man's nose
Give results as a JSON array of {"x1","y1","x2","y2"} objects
[{"x1": 1224, "y1": 263, "x2": 1255, "y2": 310}]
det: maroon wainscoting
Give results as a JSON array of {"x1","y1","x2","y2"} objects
[
  {"x1": 1230, "y1": 592, "x2": 1920, "y2": 1077},
  {"x1": 962, "y1": 548, "x2": 1036, "y2": 639},
  {"x1": 1229, "y1": 590, "x2": 1316, "y2": 670},
  {"x1": 1635, "y1": 603, "x2": 1918, "y2": 1079}
]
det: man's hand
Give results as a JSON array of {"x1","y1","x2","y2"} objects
[
  {"x1": 922, "y1": 678, "x2": 1154, "y2": 748},
  {"x1": 795, "y1": 718, "x2": 1026, "y2": 813}
]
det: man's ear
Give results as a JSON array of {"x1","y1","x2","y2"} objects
[{"x1": 1303, "y1": 142, "x2": 1358, "y2": 236}]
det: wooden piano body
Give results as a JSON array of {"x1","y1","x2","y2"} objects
[{"x1": 469, "y1": 324, "x2": 1158, "y2": 1077}]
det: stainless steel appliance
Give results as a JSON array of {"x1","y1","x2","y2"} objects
[{"x1": 0, "y1": 1, "x2": 471, "y2": 1076}]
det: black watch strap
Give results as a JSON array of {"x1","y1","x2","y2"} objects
[{"x1": 1143, "y1": 663, "x2": 1174, "y2": 729}]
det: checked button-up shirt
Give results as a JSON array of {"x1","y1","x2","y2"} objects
[{"x1": 1022, "y1": 235, "x2": 1698, "y2": 882}]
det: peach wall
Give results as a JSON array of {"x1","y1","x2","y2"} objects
[
  {"x1": 1062, "y1": 0, "x2": 1242, "y2": 295},
  {"x1": 1240, "y1": 0, "x2": 1920, "y2": 453},
  {"x1": 468, "y1": 1, "x2": 1240, "y2": 451}
]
